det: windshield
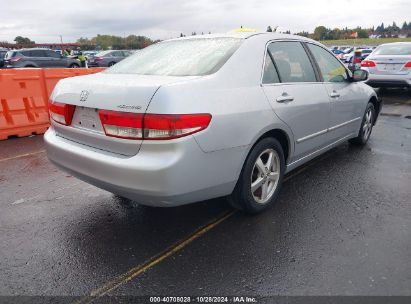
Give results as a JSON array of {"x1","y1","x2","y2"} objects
[
  {"x1": 373, "y1": 44, "x2": 411, "y2": 56},
  {"x1": 106, "y1": 38, "x2": 243, "y2": 76}
]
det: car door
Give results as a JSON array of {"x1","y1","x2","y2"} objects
[
  {"x1": 44, "y1": 50, "x2": 63, "y2": 67},
  {"x1": 29, "y1": 49, "x2": 49, "y2": 67},
  {"x1": 306, "y1": 43, "x2": 364, "y2": 141},
  {"x1": 112, "y1": 50, "x2": 123, "y2": 63},
  {"x1": 262, "y1": 41, "x2": 332, "y2": 162}
]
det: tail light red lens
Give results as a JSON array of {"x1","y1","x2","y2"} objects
[
  {"x1": 94, "y1": 57, "x2": 103, "y2": 61},
  {"x1": 98, "y1": 110, "x2": 212, "y2": 140},
  {"x1": 144, "y1": 114, "x2": 212, "y2": 140},
  {"x1": 361, "y1": 60, "x2": 376, "y2": 67},
  {"x1": 353, "y1": 57, "x2": 362, "y2": 64},
  {"x1": 405, "y1": 61, "x2": 411, "y2": 68},
  {"x1": 99, "y1": 110, "x2": 144, "y2": 139},
  {"x1": 49, "y1": 100, "x2": 76, "y2": 126}
]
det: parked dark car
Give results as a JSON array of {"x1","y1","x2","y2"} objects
[
  {"x1": 0, "y1": 49, "x2": 7, "y2": 68},
  {"x1": 88, "y1": 50, "x2": 132, "y2": 67},
  {"x1": 4, "y1": 48, "x2": 81, "y2": 68}
]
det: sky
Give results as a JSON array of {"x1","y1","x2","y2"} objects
[{"x1": 0, "y1": 0, "x2": 410, "y2": 43}]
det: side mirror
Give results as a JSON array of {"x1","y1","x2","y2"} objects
[{"x1": 352, "y1": 69, "x2": 368, "y2": 82}]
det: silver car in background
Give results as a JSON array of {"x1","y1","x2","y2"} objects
[
  {"x1": 361, "y1": 42, "x2": 411, "y2": 88},
  {"x1": 45, "y1": 33, "x2": 381, "y2": 214},
  {"x1": 88, "y1": 50, "x2": 133, "y2": 67}
]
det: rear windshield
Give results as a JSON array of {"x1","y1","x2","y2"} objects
[
  {"x1": 373, "y1": 44, "x2": 411, "y2": 56},
  {"x1": 106, "y1": 38, "x2": 243, "y2": 76}
]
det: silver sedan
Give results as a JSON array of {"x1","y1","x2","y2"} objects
[
  {"x1": 361, "y1": 42, "x2": 411, "y2": 88},
  {"x1": 44, "y1": 32, "x2": 381, "y2": 213}
]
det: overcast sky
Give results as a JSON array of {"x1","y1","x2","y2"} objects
[{"x1": 0, "y1": 0, "x2": 410, "y2": 43}]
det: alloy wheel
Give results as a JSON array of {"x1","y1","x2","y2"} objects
[
  {"x1": 250, "y1": 149, "x2": 280, "y2": 204},
  {"x1": 363, "y1": 109, "x2": 373, "y2": 140}
]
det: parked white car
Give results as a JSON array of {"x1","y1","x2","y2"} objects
[
  {"x1": 361, "y1": 42, "x2": 411, "y2": 88},
  {"x1": 45, "y1": 33, "x2": 381, "y2": 213}
]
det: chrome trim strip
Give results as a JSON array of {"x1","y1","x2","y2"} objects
[
  {"x1": 296, "y1": 129, "x2": 328, "y2": 143},
  {"x1": 296, "y1": 117, "x2": 361, "y2": 143},
  {"x1": 328, "y1": 117, "x2": 361, "y2": 132},
  {"x1": 288, "y1": 133, "x2": 356, "y2": 168}
]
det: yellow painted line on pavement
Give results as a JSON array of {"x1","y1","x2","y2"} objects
[
  {"x1": 75, "y1": 210, "x2": 235, "y2": 304},
  {"x1": 0, "y1": 150, "x2": 46, "y2": 163},
  {"x1": 74, "y1": 151, "x2": 333, "y2": 304}
]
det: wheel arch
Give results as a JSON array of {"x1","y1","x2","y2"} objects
[
  {"x1": 256, "y1": 128, "x2": 291, "y2": 164},
  {"x1": 233, "y1": 126, "x2": 293, "y2": 186},
  {"x1": 368, "y1": 95, "x2": 380, "y2": 124}
]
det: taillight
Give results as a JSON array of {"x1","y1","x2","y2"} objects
[
  {"x1": 99, "y1": 110, "x2": 144, "y2": 139},
  {"x1": 353, "y1": 57, "x2": 362, "y2": 64},
  {"x1": 98, "y1": 110, "x2": 212, "y2": 140},
  {"x1": 94, "y1": 57, "x2": 103, "y2": 61},
  {"x1": 49, "y1": 100, "x2": 76, "y2": 126},
  {"x1": 361, "y1": 60, "x2": 376, "y2": 67},
  {"x1": 405, "y1": 61, "x2": 411, "y2": 68},
  {"x1": 143, "y1": 114, "x2": 211, "y2": 140}
]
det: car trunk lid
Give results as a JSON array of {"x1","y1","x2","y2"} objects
[
  {"x1": 367, "y1": 55, "x2": 411, "y2": 75},
  {"x1": 51, "y1": 72, "x2": 197, "y2": 156}
]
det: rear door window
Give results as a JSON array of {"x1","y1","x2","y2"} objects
[
  {"x1": 267, "y1": 41, "x2": 317, "y2": 83},
  {"x1": 111, "y1": 51, "x2": 123, "y2": 57},
  {"x1": 45, "y1": 50, "x2": 61, "y2": 58},
  {"x1": 27, "y1": 50, "x2": 47, "y2": 57}
]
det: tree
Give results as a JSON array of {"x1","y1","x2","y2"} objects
[
  {"x1": 267, "y1": 26, "x2": 273, "y2": 32},
  {"x1": 77, "y1": 34, "x2": 154, "y2": 50},
  {"x1": 392, "y1": 21, "x2": 400, "y2": 31},
  {"x1": 14, "y1": 36, "x2": 35, "y2": 45},
  {"x1": 296, "y1": 31, "x2": 309, "y2": 37},
  {"x1": 313, "y1": 26, "x2": 328, "y2": 40}
]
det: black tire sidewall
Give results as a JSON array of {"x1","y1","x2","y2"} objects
[{"x1": 231, "y1": 137, "x2": 285, "y2": 214}]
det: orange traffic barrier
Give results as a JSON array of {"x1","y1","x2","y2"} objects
[{"x1": 0, "y1": 68, "x2": 105, "y2": 140}]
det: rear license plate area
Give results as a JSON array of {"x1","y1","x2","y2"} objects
[{"x1": 72, "y1": 106, "x2": 104, "y2": 133}]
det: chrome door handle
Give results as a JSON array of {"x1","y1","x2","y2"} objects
[
  {"x1": 276, "y1": 94, "x2": 294, "y2": 103},
  {"x1": 330, "y1": 91, "x2": 340, "y2": 98}
]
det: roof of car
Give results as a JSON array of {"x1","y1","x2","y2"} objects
[
  {"x1": 18, "y1": 48, "x2": 52, "y2": 51},
  {"x1": 168, "y1": 31, "x2": 313, "y2": 42},
  {"x1": 379, "y1": 41, "x2": 411, "y2": 46}
]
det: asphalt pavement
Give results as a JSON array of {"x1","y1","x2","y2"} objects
[{"x1": 0, "y1": 89, "x2": 410, "y2": 302}]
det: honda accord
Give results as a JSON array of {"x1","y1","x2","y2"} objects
[{"x1": 44, "y1": 32, "x2": 381, "y2": 213}]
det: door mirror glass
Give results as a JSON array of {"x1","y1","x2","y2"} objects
[{"x1": 352, "y1": 69, "x2": 368, "y2": 82}]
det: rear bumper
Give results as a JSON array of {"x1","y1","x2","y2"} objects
[
  {"x1": 366, "y1": 73, "x2": 411, "y2": 88},
  {"x1": 44, "y1": 127, "x2": 244, "y2": 206}
]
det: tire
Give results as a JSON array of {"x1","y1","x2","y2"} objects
[
  {"x1": 108, "y1": 62, "x2": 116, "y2": 67},
  {"x1": 228, "y1": 137, "x2": 285, "y2": 214},
  {"x1": 349, "y1": 102, "x2": 375, "y2": 145},
  {"x1": 69, "y1": 63, "x2": 79, "y2": 68}
]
